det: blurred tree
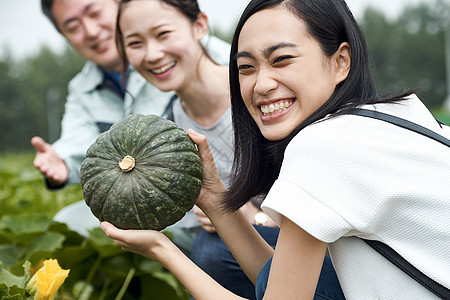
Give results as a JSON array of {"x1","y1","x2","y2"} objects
[
  {"x1": 0, "y1": 56, "x2": 36, "y2": 152},
  {"x1": 0, "y1": 45, "x2": 84, "y2": 152},
  {"x1": 361, "y1": 0, "x2": 448, "y2": 109},
  {"x1": 1, "y1": 0, "x2": 448, "y2": 153}
]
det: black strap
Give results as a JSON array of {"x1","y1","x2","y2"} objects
[
  {"x1": 351, "y1": 108, "x2": 450, "y2": 148},
  {"x1": 350, "y1": 108, "x2": 450, "y2": 299},
  {"x1": 162, "y1": 94, "x2": 177, "y2": 122},
  {"x1": 363, "y1": 239, "x2": 450, "y2": 299}
]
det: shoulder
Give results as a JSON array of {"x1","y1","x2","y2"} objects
[
  {"x1": 286, "y1": 114, "x2": 362, "y2": 159},
  {"x1": 68, "y1": 61, "x2": 103, "y2": 93},
  {"x1": 202, "y1": 35, "x2": 231, "y2": 66}
]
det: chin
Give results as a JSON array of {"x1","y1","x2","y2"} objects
[{"x1": 262, "y1": 127, "x2": 293, "y2": 141}]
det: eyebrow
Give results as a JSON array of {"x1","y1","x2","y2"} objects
[
  {"x1": 235, "y1": 41, "x2": 297, "y2": 60},
  {"x1": 124, "y1": 24, "x2": 167, "y2": 40}
]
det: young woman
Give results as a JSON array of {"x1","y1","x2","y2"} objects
[
  {"x1": 103, "y1": 0, "x2": 450, "y2": 299},
  {"x1": 112, "y1": 0, "x2": 343, "y2": 299}
]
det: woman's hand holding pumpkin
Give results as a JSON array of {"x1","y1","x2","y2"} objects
[
  {"x1": 187, "y1": 129, "x2": 227, "y2": 216},
  {"x1": 100, "y1": 221, "x2": 174, "y2": 261}
]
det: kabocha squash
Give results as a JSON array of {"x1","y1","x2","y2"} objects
[{"x1": 80, "y1": 114, "x2": 203, "y2": 230}]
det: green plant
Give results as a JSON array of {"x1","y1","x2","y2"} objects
[
  {"x1": 0, "y1": 153, "x2": 190, "y2": 299},
  {"x1": 80, "y1": 114, "x2": 202, "y2": 230}
]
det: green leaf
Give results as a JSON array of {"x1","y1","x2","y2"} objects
[
  {"x1": 0, "y1": 283, "x2": 9, "y2": 298},
  {"x1": 138, "y1": 259, "x2": 163, "y2": 274},
  {"x1": 48, "y1": 222, "x2": 84, "y2": 245},
  {"x1": 5, "y1": 285, "x2": 28, "y2": 299},
  {"x1": 0, "y1": 245, "x2": 24, "y2": 268},
  {"x1": 54, "y1": 241, "x2": 96, "y2": 266},
  {"x1": 88, "y1": 228, "x2": 123, "y2": 258},
  {"x1": 153, "y1": 271, "x2": 183, "y2": 294},
  {"x1": 0, "y1": 214, "x2": 53, "y2": 234},
  {"x1": 24, "y1": 231, "x2": 66, "y2": 263},
  {"x1": 98, "y1": 255, "x2": 134, "y2": 280},
  {"x1": 0, "y1": 262, "x2": 25, "y2": 288},
  {"x1": 139, "y1": 274, "x2": 190, "y2": 300}
]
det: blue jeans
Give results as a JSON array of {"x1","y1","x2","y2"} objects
[
  {"x1": 255, "y1": 256, "x2": 345, "y2": 300},
  {"x1": 190, "y1": 225, "x2": 279, "y2": 300}
]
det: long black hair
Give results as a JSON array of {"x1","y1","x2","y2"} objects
[{"x1": 224, "y1": 0, "x2": 414, "y2": 212}]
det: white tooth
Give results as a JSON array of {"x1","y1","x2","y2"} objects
[
  {"x1": 269, "y1": 104, "x2": 275, "y2": 113},
  {"x1": 279, "y1": 102, "x2": 285, "y2": 109},
  {"x1": 275, "y1": 103, "x2": 280, "y2": 111},
  {"x1": 153, "y1": 62, "x2": 174, "y2": 74},
  {"x1": 285, "y1": 101, "x2": 290, "y2": 108}
]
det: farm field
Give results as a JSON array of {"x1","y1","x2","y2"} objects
[{"x1": 0, "y1": 153, "x2": 189, "y2": 300}]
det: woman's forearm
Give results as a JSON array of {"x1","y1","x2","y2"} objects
[
  {"x1": 156, "y1": 237, "x2": 246, "y2": 300},
  {"x1": 203, "y1": 206, "x2": 275, "y2": 284}
]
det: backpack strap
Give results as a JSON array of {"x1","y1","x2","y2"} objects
[
  {"x1": 162, "y1": 94, "x2": 177, "y2": 122},
  {"x1": 351, "y1": 108, "x2": 450, "y2": 148},
  {"x1": 350, "y1": 108, "x2": 450, "y2": 299},
  {"x1": 362, "y1": 239, "x2": 450, "y2": 299}
]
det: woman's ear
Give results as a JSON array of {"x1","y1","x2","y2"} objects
[
  {"x1": 334, "y1": 42, "x2": 351, "y2": 85},
  {"x1": 194, "y1": 12, "x2": 209, "y2": 41}
]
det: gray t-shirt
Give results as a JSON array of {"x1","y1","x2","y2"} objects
[{"x1": 169, "y1": 98, "x2": 234, "y2": 228}]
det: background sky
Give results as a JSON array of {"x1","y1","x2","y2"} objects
[{"x1": 0, "y1": 0, "x2": 427, "y2": 60}]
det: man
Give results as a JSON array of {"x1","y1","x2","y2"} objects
[{"x1": 32, "y1": 0, "x2": 230, "y2": 190}]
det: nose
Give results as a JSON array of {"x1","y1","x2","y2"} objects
[
  {"x1": 254, "y1": 68, "x2": 278, "y2": 96},
  {"x1": 83, "y1": 18, "x2": 101, "y2": 39},
  {"x1": 144, "y1": 41, "x2": 164, "y2": 63}
]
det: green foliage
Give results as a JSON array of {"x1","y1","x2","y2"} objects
[
  {"x1": 360, "y1": 0, "x2": 449, "y2": 109},
  {"x1": 0, "y1": 153, "x2": 83, "y2": 218},
  {"x1": 0, "y1": 153, "x2": 190, "y2": 300},
  {"x1": 0, "y1": 45, "x2": 84, "y2": 152}
]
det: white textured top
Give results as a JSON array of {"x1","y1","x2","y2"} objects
[{"x1": 262, "y1": 95, "x2": 450, "y2": 299}]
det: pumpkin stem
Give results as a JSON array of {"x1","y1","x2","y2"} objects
[{"x1": 119, "y1": 155, "x2": 135, "y2": 172}]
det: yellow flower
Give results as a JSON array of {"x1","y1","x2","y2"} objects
[{"x1": 27, "y1": 259, "x2": 70, "y2": 300}]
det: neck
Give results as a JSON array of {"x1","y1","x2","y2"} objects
[
  {"x1": 177, "y1": 57, "x2": 230, "y2": 127},
  {"x1": 98, "y1": 60, "x2": 125, "y2": 74}
]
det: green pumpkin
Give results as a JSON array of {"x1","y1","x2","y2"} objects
[{"x1": 80, "y1": 114, "x2": 203, "y2": 230}]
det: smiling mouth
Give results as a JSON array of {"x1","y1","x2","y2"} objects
[
  {"x1": 260, "y1": 100, "x2": 293, "y2": 116},
  {"x1": 151, "y1": 62, "x2": 176, "y2": 74},
  {"x1": 92, "y1": 39, "x2": 108, "y2": 50}
]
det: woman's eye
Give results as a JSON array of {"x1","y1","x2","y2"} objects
[
  {"x1": 273, "y1": 55, "x2": 293, "y2": 64},
  {"x1": 158, "y1": 31, "x2": 170, "y2": 38},
  {"x1": 126, "y1": 41, "x2": 141, "y2": 48},
  {"x1": 238, "y1": 64, "x2": 253, "y2": 71}
]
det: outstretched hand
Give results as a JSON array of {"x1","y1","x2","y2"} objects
[
  {"x1": 31, "y1": 136, "x2": 68, "y2": 184},
  {"x1": 100, "y1": 221, "x2": 173, "y2": 260}
]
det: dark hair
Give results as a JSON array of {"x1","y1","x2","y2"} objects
[
  {"x1": 115, "y1": 0, "x2": 204, "y2": 75},
  {"x1": 224, "y1": 0, "x2": 414, "y2": 212},
  {"x1": 41, "y1": 0, "x2": 60, "y2": 32}
]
